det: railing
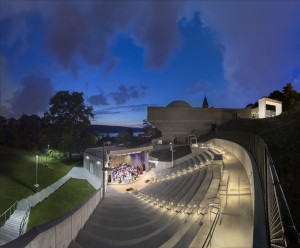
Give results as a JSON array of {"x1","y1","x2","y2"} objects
[
  {"x1": 19, "y1": 205, "x2": 30, "y2": 236},
  {"x1": 203, "y1": 203, "x2": 221, "y2": 248},
  {"x1": 0, "y1": 201, "x2": 18, "y2": 227},
  {"x1": 206, "y1": 131, "x2": 300, "y2": 247}
]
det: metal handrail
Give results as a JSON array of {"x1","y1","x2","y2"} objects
[
  {"x1": 19, "y1": 205, "x2": 31, "y2": 236},
  {"x1": 203, "y1": 203, "x2": 221, "y2": 248},
  {"x1": 0, "y1": 200, "x2": 18, "y2": 227},
  {"x1": 207, "y1": 131, "x2": 300, "y2": 247}
]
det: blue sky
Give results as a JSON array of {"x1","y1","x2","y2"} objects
[{"x1": 1, "y1": 1, "x2": 300, "y2": 127}]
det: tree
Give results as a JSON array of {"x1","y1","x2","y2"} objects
[
  {"x1": 268, "y1": 90, "x2": 283, "y2": 102},
  {"x1": 43, "y1": 91, "x2": 94, "y2": 158},
  {"x1": 282, "y1": 83, "x2": 298, "y2": 111},
  {"x1": 142, "y1": 119, "x2": 161, "y2": 138},
  {"x1": 18, "y1": 114, "x2": 42, "y2": 149},
  {"x1": 245, "y1": 83, "x2": 300, "y2": 112}
]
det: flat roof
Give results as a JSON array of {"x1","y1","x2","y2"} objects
[{"x1": 85, "y1": 145, "x2": 153, "y2": 158}]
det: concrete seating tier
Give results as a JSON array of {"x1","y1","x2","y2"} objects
[{"x1": 70, "y1": 149, "x2": 225, "y2": 248}]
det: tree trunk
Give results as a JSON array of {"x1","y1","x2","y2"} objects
[{"x1": 69, "y1": 152, "x2": 72, "y2": 159}]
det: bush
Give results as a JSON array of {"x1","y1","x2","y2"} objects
[{"x1": 48, "y1": 149, "x2": 67, "y2": 161}]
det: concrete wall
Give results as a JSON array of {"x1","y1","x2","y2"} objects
[
  {"x1": 83, "y1": 152, "x2": 104, "y2": 182},
  {"x1": 148, "y1": 106, "x2": 253, "y2": 143},
  {"x1": 3, "y1": 189, "x2": 102, "y2": 248},
  {"x1": 210, "y1": 138, "x2": 268, "y2": 248}
]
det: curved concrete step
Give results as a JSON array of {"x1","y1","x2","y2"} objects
[
  {"x1": 90, "y1": 206, "x2": 162, "y2": 225},
  {"x1": 178, "y1": 167, "x2": 207, "y2": 207},
  {"x1": 88, "y1": 207, "x2": 168, "y2": 229},
  {"x1": 84, "y1": 214, "x2": 172, "y2": 241},
  {"x1": 188, "y1": 165, "x2": 213, "y2": 208},
  {"x1": 74, "y1": 212, "x2": 181, "y2": 248}
]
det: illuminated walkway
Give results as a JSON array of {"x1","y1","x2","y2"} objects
[{"x1": 210, "y1": 152, "x2": 254, "y2": 248}]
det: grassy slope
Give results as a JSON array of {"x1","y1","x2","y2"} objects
[
  {"x1": 218, "y1": 106, "x2": 300, "y2": 230},
  {"x1": 0, "y1": 146, "x2": 82, "y2": 214},
  {"x1": 26, "y1": 178, "x2": 95, "y2": 231}
]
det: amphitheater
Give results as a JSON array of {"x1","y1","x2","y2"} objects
[{"x1": 1, "y1": 135, "x2": 299, "y2": 248}]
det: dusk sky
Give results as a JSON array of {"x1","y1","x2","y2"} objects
[{"x1": 1, "y1": 1, "x2": 300, "y2": 127}]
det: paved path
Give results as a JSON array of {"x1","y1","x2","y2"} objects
[
  {"x1": 0, "y1": 173, "x2": 74, "y2": 245},
  {"x1": 210, "y1": 152, "x2": 254, "y2": 248}
]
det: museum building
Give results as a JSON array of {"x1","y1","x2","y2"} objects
[{"x1": 147, "y1": 97, "x2": 281, "y2": 144}]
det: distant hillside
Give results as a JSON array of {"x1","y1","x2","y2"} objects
[
  {"x1": 218, "y1": 104, "x2": 300, "y2": 230},
  {"x1": 89, "y1": 125, "x2": 143, "y2": 134}
]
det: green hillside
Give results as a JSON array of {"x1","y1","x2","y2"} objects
[{"x1": 218, "y1": 105, "x2": 300, "y2": 230}]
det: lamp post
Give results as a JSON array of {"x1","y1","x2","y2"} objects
[
  {"x1": 100, "y1": 135, "x2": 106, "y2": 199},
  {"x1": 34, "y1": 154, "x2": 39, "y2": 192},
  {"x1": 170, "y1": 137, "x2": 176, "y2": 168}
]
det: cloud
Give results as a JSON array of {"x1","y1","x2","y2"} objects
[
  {"x1": 87, "y1": 93, "x2": 109, "y2": 106},
  {"x1": 43, "y1": 1, "x2": 181, "y2": 76},
  {"x1": 0, "y1": 55, "x2": 21, "y2": 117},
  {"x1": 109, "y1": 85, "x2": 148, "y2": 105},
  {"x1": 197, "y1": 2, "x2": 300, "y2": 107},
  {"x1": 94, "y1": 103, "x2": 158, "y2": 116},
  {"x1": 186, "y1": 80, "x2": 212, "y2": 95},
  {"x1": 133, "y1": 1, "x2": 181, "y2": 68},
  {"x1": 11, "y1": 74, "x2": 55, "y2": 117},
  {"x1": 94, "y1": 109, "x2": 120, "y2": 115}
]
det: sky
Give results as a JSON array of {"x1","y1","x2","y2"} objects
[{"x1": 1, "y1": 1, "x2": 300, "y2": 127}]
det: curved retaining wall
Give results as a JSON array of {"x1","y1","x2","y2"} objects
[
  {"x1": 210, "y1": 138, "x2": 268, "y2": 248},
  {"x1": 2, "y1": 189, "x2": 102, "y2": 248}
]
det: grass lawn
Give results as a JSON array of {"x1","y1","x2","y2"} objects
[
  {"x1": 26, "y1": 178, "x2": 95, "y2": 231},
  {"x1": 0, "y1": 146, "x2": 83, "y2": 216}
]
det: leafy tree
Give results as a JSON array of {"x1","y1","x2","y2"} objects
[
  {"x1": 268, "y1": 90, "x2": 283, "y2": 102},
  {"x1": 0, "y1": 116, "x2": 6, "y2": 144},
  {"x1": 18, "y1": 114, "x2": 42, "y2": 149},
  {"x1": 282, "y1": 83, "x2": 298, "y2": 111},
  {"x1": 116, "y1": 132, "x2": 133, "y2": 145},
  {"x1": 246, "y1": 83, "x2": 300, "y2": 112},
  {"x1": 5, "y1": 118, "x2": 18, "y2": 147},
  {"x1": 142, "y1": 119, "x2": 161, "y2": 138},
  {"x1": 43, "y1": 91, "x2": 95, "y2": 158}
]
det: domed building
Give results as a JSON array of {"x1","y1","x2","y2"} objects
[
  {"x1": 147, "y1": 98, "x2": 263, "y2": 144},
  {"x1": 166, "y1": 100, "x2": 192, "y2": 108}
]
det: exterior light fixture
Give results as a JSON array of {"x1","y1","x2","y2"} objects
[{"x1": 34, "y1": 154, "x2": 40, "y2": 192}]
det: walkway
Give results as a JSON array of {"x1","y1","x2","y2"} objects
[
  {"x1": 210, "y1": 152, "x2": 254, "y2": 247},
  {"x1": 0, "y1": 167, "x2": 99, "y2": 245}
]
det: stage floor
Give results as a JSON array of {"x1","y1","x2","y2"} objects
[
  {"x1": 107, "y1": 171, "x2": 156, "y2": 194},
  {"x1": 108, "y1": 171, "x2": 147, "y2": 185}
]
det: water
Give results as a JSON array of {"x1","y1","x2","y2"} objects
[{"x1": 104, "y1": 132, "x2": 144, "y2": 137}]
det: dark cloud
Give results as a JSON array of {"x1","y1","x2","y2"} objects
[
  {"x1": 88, "y1": 94, "x2": 109, "y2": 106},
  {"x1": 197, "y1": 2, "x2": 300, "y2": 107},
  {"x1": 133, "y1": 1, "x2": 181, "y2": 68},
  {"x1": 12, "y1": 74, "x2": 54, "y2": 117},
  {"x1": 109, "y1": 85, "x2": 148, "y2": 105},
  {"x1": 43, "y1": 1, "x2": 180, "y2": 76},
  {"x1": 186, "y1": 81, "x2": 212, "y2": 95}
]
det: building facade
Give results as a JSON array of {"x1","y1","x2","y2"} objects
[{"x1": 147, "y1": 99, "x2": 276, "y2": 144}]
